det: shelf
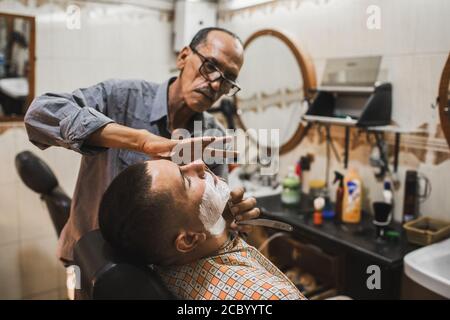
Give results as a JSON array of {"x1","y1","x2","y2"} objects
[
  {"x1": 302, "y1": 115, "x2": 357, "y2": 126},
  {"x1": 302, "y1": 117, "x2": 428, "y2": 135},
  {"x1": 316, "y1": 85, "x2": 375, "y2": 93},
  {"x1": 366, "y1": 125, "x2": 428, "y2": 134},
  {"x1": 299, "y1": 119, "x2": 406, "y2": 172}
]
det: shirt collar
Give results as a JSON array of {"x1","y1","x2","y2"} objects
[{"x1": 149, "y1": 77, "x2": 176, "y2": 124}]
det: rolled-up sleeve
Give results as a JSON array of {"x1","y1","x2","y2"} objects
[{"x1": 24, "y1": 81, "x2": 116, "y2": 155}]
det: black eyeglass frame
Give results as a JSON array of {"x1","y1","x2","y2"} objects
[{"x1": 190, "y1": 45, "x2": 241, "y2": 97}]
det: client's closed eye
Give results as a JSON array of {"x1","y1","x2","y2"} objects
[
  {"x1": 179, "y1": 168, "x2": 191, "y2": 189},
  {"x1": 185, "y1": 174, "x2": 191, "y2": 188}
]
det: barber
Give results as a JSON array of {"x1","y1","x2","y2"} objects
[{"x1": 24, "y1": 27, "x2": 260, "y2": 264}]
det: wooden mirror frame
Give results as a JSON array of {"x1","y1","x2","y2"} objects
[
  {"x1": 0, "y1": 12, "x2": 35, "y2": 122},
  {"x1": 439, "y1": 53, "x2": 450, "y2": 149},
  {"x1": 234, "y1": 29, "x2": 317, "y2": 155}
]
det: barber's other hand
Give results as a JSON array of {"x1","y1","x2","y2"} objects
[{"x1": 226, "y1": 187, "x2": 260, "y2": 234}]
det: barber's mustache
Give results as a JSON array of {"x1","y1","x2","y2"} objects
[{"x1": 194, "y1": 86, "x2": 218, "y2": 101}]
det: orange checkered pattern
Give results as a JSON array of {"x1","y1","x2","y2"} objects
[{"x1": 156, "y1": 234, "x2": 305, "y2": 300}]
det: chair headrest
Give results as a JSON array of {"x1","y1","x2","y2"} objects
[
  {"x1": 73, "y1": 230, "x2": 174, "y2": 300},
  {"x1": 15, "y1": 151, "x2": 58, "y2": 194}
]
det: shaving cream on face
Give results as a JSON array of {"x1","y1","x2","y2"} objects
[{"x1": 198, "y1": 172, "x2": 230, "y2": 235}]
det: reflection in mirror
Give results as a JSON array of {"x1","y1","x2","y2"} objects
[
  {"x1": 321, "y1": 56, "x2": 381, "y2": 87},
  {"x1": 235, "y1": 30, "x2": 316, "y2": 154},
  {"x1": 0, "y1": 13, "x2": 34, "y2": 120}
]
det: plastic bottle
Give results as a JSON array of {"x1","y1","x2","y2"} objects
[
  {"x1": 342, "y1": 168, "x2": 362, "y2": 224},
  {"x1": 300, "y1": 155, "x2": 313, "y2": 194},
  {"x1": 281, "y1": 166, "x2": 301, "y2": 206}
]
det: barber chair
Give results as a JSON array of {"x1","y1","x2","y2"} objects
[
  {"x1": 15, "y1": 151, "x2": 174, "y2": 300},
  {"x1": 15, "y1": 151, "x2": 70, "y2": 236},
  {"x1": 74, "y1": 229, "x2": 173, "y2": 299}
]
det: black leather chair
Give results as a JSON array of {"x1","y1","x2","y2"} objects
[
  {"x1": 15, "y1": 151, "x2": 70, "y2": 236},
  {"x1": 15, "y1": 151, "x2": 174, "y2": 300},
  {"x1": 74, "y1": 229, "x2": 173, "y2": 299}
]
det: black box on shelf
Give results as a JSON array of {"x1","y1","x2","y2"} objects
[
  {"x1": 303, "y1": 56, "x2": 392, "y2": 127},
  {"x1": 304, "y1": 82, "x2": 392, "y2": 127}
]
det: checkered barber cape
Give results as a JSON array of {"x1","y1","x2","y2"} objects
[{"x1": 155, "y1": 234, "x2": 306, "y2": 300}]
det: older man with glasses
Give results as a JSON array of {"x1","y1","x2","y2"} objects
[{"x1": 24, "y1": 27, "x2": 259, "y2": 266}]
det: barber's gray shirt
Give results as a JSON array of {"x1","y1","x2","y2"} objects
[{"x1": 25, "y1": 78, "x2": 227, "y2": 262}]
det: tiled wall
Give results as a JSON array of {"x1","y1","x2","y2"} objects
[
  {"x1": 219, "y1": 0, "x2": 450, "y2": 221},
  {"x1": 0, "y1": 0, "x2": 174, "y2": 299}
]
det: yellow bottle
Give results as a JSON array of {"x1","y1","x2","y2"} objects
[{"x1": 342, "y1": 168, "x2": 362, "y2": 223}]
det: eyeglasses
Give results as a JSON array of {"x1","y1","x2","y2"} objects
[{"x1": 190, "y1": 46, "x2": 241, "y2": 97}]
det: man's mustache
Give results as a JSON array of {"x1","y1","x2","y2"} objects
[{"x1": 194, "y1": 86, "x2": 217, "y2": 101}]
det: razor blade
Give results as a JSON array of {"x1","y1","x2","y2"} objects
[{"x1": 236, "y1": 218, "x2": 293, "y2": 232}]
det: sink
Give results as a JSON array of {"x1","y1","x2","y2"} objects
[
  {"x1": 243, "y1": 184, "x2": 283, "y2": 198},
  {"x1": 0, "y1": 77, "x2": 29, "y2": 98},
  {"x1": 404, "y1": 237, "x2": 450, "y2": 298},
  {"x1": 228, "y1": 167, "x2": 282, "y2": 198}
]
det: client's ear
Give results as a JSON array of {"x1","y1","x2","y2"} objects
[{"x1": 175, "y1": 231, "x2": 206, "y2": 253}]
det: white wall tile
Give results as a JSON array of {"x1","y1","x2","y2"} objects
[
  {"x1": 0, "y1": 182, "x2": 19, "y2": 246},
  {"x1": 58, "y1": 286, "x2": 69, "y2": 300},
  {"x1": 35, "y1": 58, "x2": 56, "y2": 95},
  {"x1": 418, "y1": 160, "x2": 450, "y2": 221},
  {"x1": 0, "y1": 128, "x2": 18, "y2": 185},
  {"x1": 17, "y1": 181, "x2": 56, "y2": 241},
  {"x1": 0, "y1": 243, "x2": 22, "y2": 299},
  {"x1": 18, "y1": 236, "x2": 61, "y2": 297},
  {"x1": 413, "y1": 0, "x2": 450, "y2": 54},
  {"x1": 408, "y1": 54, "x2": 448, "y2": 128},
  {"x1": 381, "y1": 0, "x2": 418, "y2": 56},
  {"x1": 378, "y1": 55, "x2": 417, "y2": 128},
  {"x1": 25, "y1": 288, "x2": 60, "y2": 300},
  {"x1": 36, "y1": 3, "x2": 75, "y2": 59}
]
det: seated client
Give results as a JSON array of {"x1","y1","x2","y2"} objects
[{"x1": 98, "y1": 159, "x2": 305, "y2": 300}]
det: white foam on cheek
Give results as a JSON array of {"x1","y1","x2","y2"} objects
[
  {"x1": 208, "y1": 216, "x2": 227, "y2": 235},
  {"x1": 198, "y1": 173, "x2": 230, "y2": 236}
]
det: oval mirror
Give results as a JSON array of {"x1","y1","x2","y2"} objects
[
  {"x1": 0, "y1": 13, "x2": 35, "y2": 122},
  {"x1": 439, "y1": 53, "x2": 450, "y2": 149},
  {"x1": 235, "y1": 29, "x2": 316, "y2": 155}
]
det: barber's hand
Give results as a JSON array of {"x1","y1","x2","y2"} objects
[
  {"x1": 226, "y1": 187, "x2": 260, "y2": 234},
  {"x1": 139, "y1": 134, "x2": 214, "y2": 157},
  {"x1": 139, "y1": 133, "x2": 237, "y2": 164}
]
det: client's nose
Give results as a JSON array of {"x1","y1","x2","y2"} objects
[{"x1": 181, "y1": 159, "x2": 206, "y2": 178}]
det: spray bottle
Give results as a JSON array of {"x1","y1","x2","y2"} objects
[
  {"x1": 333, "y1": 171, "x2": 344, "y2": 223},
  {"x1": 342, "y1": 168, "x2": 362, "y2": 224}
]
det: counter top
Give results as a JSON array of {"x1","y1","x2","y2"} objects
[{"x1": 256, "y1": 194, "x2": 419, "y2": 267}]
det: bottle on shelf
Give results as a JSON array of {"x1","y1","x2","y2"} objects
[
  {"x1": 281, "y1": 166, "x2": 301, "y2": 207},
  {"x1": 342, "y1": 168, "x2": 362, "y2": 224}
]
